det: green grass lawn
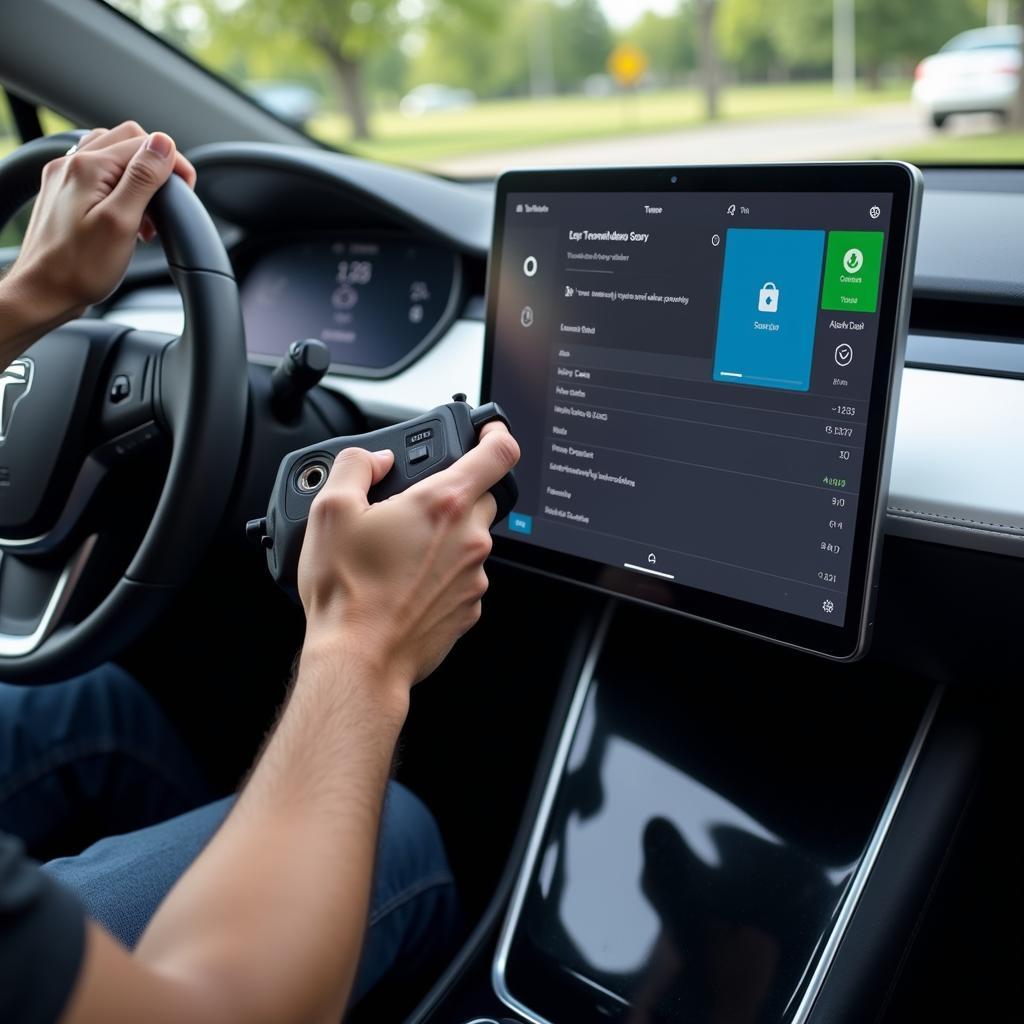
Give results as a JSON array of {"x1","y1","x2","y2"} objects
[
  {"x1": 862, "y1": 130, "x2": 1024, "y2": 165},
  {"x1": 311, "y1": 81, "x2": 911, "y2": 166}
]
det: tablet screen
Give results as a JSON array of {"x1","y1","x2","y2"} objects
[{"x1": 483, "y1": 165, "x2": 920, "y2": 659}]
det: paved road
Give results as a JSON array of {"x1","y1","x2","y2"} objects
[{"x1": 434, "y1": 103, "x2": 992, "y2": 176}]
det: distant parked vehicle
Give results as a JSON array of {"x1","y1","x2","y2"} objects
[
  {"x1": 912, "y1": 25, "x2": 1022, "y2": 129},
  {"x1": 246, "y1": 81, "x2": 320, "y2": 129},
  {"x1": 400, "y1": 84, "x2": 476, "y2": 117}
]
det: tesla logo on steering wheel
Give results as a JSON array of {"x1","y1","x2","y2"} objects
[{"x1": 0, "y1": 358, "x2": 33, "y2": 444}]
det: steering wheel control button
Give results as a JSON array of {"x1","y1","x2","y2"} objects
[
  {"x1": 109, "y1": 374, "x2": 131, "y2": 403},
  {"x1": 111, "y1": 422, "x2": 161, "y2": 459},
  {"x1": 834, "y1": 343, "x2": 854, "y2": 367},
  {"x1": 408, "y1": 443, "x2": 430, "y2": 465}
]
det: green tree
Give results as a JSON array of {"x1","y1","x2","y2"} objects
[
  {"x1": 120, "y1": 0, "x2": 502, "y2": 139},
  {"x1": 695, "y1": 0, "x2": 721, "y2": 118},
  {"x1": 719, "y1": 0, "x2": 986, "y2": 86},
  {"x1": 411, "y1": 0, "x2": 612, "y2": 99},
  {"x1": 717, "y1": 0, "x2": 783, "y2": 80},
  {"x1": 550, "y1": 0, "x2": 614, "y2": 90},
  {"x1": 1014, "y1": 0, "x2": 1024, "y2": 129},
  {"x1": 622, "y1": 8, "x2": 697, "y2": 82},
  {"x1": 410, "y1": 4, "x2": 531, "y2": 97},
  {"x1": 854, "y1": 0, "x2": 987, "y2": 87}
]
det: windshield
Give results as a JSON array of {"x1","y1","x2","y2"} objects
[{"x1": 107, "y1": 1, "x2": 1024, "y2": 175}]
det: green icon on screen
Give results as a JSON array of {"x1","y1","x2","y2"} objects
[{"x1": 821, "y1": 231, "x2": 883, "y2": 313}]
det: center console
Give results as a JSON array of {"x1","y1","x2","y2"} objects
[{"x1": 408, "y1": 600, "x2": 980, "y2": 1024}]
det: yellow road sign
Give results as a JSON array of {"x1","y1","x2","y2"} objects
[{"x1": 608, "y1": 44, "x2": 648, "y2": 88}]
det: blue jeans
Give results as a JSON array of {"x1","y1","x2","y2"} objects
[{"x1": 0, "y1": 665, "x2": 458, "y2": 1006}]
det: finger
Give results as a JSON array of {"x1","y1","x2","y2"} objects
[
  {"x1": 434, "y1": 423, "x2": 520, "y2": 503},
  {"x1": 73, "y1": 136, "x2": 168, "y2": 185},
  {"x1": 79, "y1": 120, "x2": 146, "y2": 151},
  {"x1": 322, "y1": 448, "x2": 392, "y2": 510},
  {"x1": 96, "y1": 133, "x2": 177, "y2": 229},
  {"x1": 173, "y1": 152, "x2": 197, "y2": 189},
  {"x1": 73, "y1": 127, "x2": 110, "y2": 152},
  {"x1": 369, "y1": 448, "x2": 395, "y2": 486},
  {"x1": 80, "y1": 122, "x2": 194, "y2": 189},
  {"x1": 471, "y1": 490, "x2": 499, "y2": 529}
]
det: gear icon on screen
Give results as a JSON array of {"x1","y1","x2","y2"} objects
[{"x1": 822, "y1": 599, "x2": 835, "y2": 614}]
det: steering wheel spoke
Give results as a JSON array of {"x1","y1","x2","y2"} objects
[
  {"x1": 0, "y1": 537, "x2": 97, "y2": 658},
  {"x1": 97, "y1": 328, "x2": 176, "y2": 442}
]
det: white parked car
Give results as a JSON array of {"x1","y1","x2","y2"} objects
[{"x1": 912, "y1": 25, "x2": 1022, "y2": 128}]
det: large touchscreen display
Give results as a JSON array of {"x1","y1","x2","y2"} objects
[{"x1": 486, "y1": 175, "x2": 912, "y2": 648}]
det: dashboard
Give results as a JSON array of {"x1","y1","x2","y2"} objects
[
  {"x1": 83, "y1": 142, "x2": 1021, "y2": 1024},
  {"x1": 104, "y1": 147, "x2": 1024, "y2": 572}
]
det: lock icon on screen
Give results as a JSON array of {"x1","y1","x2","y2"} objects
[{"x1": 758, "y1": 281, "x2": 780, "y2": 313}]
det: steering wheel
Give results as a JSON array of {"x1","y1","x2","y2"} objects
[{"x1": 0, "y1": 131, "x2": 248, "y2": 683}]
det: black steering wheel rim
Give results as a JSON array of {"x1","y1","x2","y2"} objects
[{"x1": 0, "y1": 131, "x2": 248, "y2": 682}]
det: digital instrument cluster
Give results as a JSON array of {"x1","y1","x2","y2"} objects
[{"x1": 239, "y1": 235, "x2": 460, "y2": 374}]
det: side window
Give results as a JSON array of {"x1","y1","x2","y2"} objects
[
  {"x1": 0, "y1": 94, "x2": 25, "y2": 249},
  {"x1": 0, "y1": 93, "x2": 75, "y2": 249}
]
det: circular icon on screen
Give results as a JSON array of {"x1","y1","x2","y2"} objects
[
  {"x1": 523, "y1": 255, "x2": 538, "y2": 277},
  {"x1": 869, "y1": 204, "x2": 881, "y2": 220},
  {"x1": 332, "y1": 284, "x2": 358, "y2": 310},
  {"x1": 520, "y1": 305, "x2": 534, "y2": 327},
  {"x1": 711, "y1": 233, "x2": 721, "y2": 247},
  {"x1": 843, "y1": 248, "x2": 864, "y2": 274},
  {"x1": 834, "y1": 343, "x2": 854, "y2": 367}
]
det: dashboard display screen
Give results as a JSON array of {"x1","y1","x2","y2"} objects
[
  {"x1": 240, "y1": 236, "x2": 459, "y2": 373},
  {"x1": 484, "y1": 165, "x2": 920, "y2": 659}
]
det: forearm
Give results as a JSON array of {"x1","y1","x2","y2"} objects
[{"x1": 134, "y1": 637, "x2": 410, "y2": 1023}]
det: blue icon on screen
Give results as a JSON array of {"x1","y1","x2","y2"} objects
[
  {"x1": 713, "y1": 228, "x2": 825, "y2": 392},
  {"x1": 508, "y1": 512, "x2": 533, "y2": 535}
]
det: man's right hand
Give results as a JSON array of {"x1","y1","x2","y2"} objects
[{"x1": 297, "y1": 421, "x2": 520, "y2": 693}]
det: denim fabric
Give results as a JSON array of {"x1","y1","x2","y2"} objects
[
  {"x1": 43, "y1": 782, "x2": 458, "y2": 1004},
  {"x1": 0, "y1": 664, "x2": 458, "y2": 1006},
  {"x1": 0, "y1": 665, "x2": 210, "y2": 861}
]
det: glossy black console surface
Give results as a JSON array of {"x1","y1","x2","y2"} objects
[{"x1": 496, "y1": 604, "x2": 932, "y2": 1024}]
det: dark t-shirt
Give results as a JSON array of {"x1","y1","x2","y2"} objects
[{"x1": 0, "y1": 832, "x2": 85, "y2": 1023}]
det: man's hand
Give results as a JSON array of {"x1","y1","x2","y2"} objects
[
  {"x1": 0, "y1": 122, "x2": 195, "y2": 369},
  {"x1": 298, "y1": 421, "x2": 521, "y2": 695}
]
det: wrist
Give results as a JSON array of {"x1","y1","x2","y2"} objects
[
  {"x1": 0, "y1": 265, "x2": 82, "y2": 359},
  {"x1": 6, "y1": 259, "x2": 86, "y2": 322},
  {"x1": 298, "y1": 629, "x2": 413, "y2": 722}
]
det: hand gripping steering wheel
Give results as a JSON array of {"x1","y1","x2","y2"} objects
[{"x1": 0, "y1": 132, "x2": 248, "y2": 682}]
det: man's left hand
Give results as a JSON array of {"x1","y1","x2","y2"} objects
[{"x1": 3, "y1": 121, "x2": 196, "y2": 329}]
